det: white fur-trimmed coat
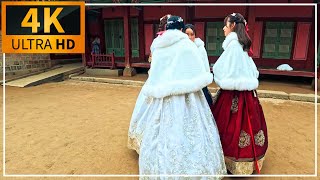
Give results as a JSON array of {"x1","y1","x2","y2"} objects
[
  {"x1": 213, "y1": 32, "x2": 259, "y2": 91},
  {"x1": 142, "y1": 30, "x2": 213, "y2": 98},
  {"x1": 194, "y1": 38, "x2": 210, "y2": 73}
]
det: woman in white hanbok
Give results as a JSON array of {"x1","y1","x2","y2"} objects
[{"x1": 128, "y1": 16, "x2": 226, "y2": 179}]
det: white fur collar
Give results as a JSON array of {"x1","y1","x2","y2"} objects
[
  {"x1": 152, "y1": 29, "x2": 189, "y2": 49},
  {"x1": 194, "y1": 38, "x2": 204, "y2": 48},
  {"x1": 222, "y1": 32, "x2": 238, "y2": 50}
]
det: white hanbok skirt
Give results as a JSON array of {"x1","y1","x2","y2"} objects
[{"x1": 128, "y1": 90, "x2": 226, "y2": 179}]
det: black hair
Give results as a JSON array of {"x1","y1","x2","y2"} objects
[
  {"x1": 224, "y1": 13, "x2": 252, "y2": 52},
  {"x1": 166, "y1": 16, "x2": 184, "y2": 30},
  {"x1": 183, "y1": 24, "x2": 196, "y2": 35}
]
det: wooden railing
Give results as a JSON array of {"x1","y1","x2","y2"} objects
[{"x1": 90, "y1": 53, "x2": 116, "y2": 69}]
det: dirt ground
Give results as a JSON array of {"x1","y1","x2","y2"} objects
[
  {"x1": 82, "y1": 73, "x2": 318, "y2": 95},
  {"x1": 0, "y1": 80, "x2": 319, "y2": 179}
]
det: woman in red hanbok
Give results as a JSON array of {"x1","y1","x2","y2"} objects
[{"x1": 211, "y1": 13, "x2": 268, "y2": 175}]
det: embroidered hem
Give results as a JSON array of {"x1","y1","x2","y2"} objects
[
  {"x1": 127, "y1": 136, "x2": 140, "y2": 154},
  {"x1": 225, "y1": 156, "x2": 265, "y2": 175}
]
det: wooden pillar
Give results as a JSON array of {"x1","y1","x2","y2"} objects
[
  {"x1": 305, "y1": 7, "x2": 315, "y2": 71},
  {"x1": 186, "y1": 6, "x2": 190, "y2": 24},
  {"x1": 123, "y1": 7, "x2": 132, "y2": 67},
  {"x1": 123, "y1": 6, "x2": 136, "y2": 76},
  {"x1": 187, "y1": 6, "x2": 195, "y2": 25},
  {"x1": 246, "y1": 6, "x2": 256, "y2": 44},
  {"x1": 124, "y1": 6, "x2": 132, "y2": 68},
  {"x1": 83, "y1": 7, "x2": 90, "y2": 67},
  {"x1": 138, "y1": 7, "x2": 145, "y2": 62},
  {"x1": 99, "y1": 8, "x2": 106, "y2": 54}
]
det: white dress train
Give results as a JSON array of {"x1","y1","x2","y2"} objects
[{"x1": 128, "y1": 91, "x2": 226, "y2": 179}]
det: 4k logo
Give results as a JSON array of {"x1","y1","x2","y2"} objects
[
  {"x1": 2, "y1": 1, "x2": 85, "y2": 53},
  {"x1": 21, "y1": 7, "x2": 64, "y2": 33}
]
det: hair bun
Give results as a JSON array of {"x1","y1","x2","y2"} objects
[{"x1": 166, "y1": 16, "x2": 185, "y2": 30}]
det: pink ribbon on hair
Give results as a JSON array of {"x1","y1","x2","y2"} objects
[
  {"x1": 245, "y1": 24, "x2": 254, "y2": 57},
  {"x1": 245, "y1": 24, "x2": 249, "y2": 32}
]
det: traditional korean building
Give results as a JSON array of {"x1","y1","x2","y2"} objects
[
  {"x1": 1, "y1": 0, "x2": 317, "y2": 79},
  {"x1": 84, "y1": 0, "x2": 318, "y2": 79}
]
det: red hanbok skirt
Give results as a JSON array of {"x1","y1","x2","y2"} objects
[{"x1": 210, "y1": 89, "x2": 268, "y2": 174}]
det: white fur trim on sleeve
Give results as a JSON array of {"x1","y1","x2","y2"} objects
[{"x1": 142, "y1": 72, "x2": 213, "y2": 99}]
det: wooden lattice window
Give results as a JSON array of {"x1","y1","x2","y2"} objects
[
  {"x1": 206, "y1": 22, "x2": 224, "y2": 56},
  {"x1": 104, "y1": 18, "x2": 139, "y2": 57},
  {"x1": 262, "y1": 22, "x2": 295, "y2": 59}
]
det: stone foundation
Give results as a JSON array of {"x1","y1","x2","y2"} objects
[{"x1": 0, "y1": 30, "x2": 52, "y2": 78}]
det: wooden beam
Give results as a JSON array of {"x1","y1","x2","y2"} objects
[
  {"x1": 138, "y1": 7, "x2": 145, "y2": 62},
  {"x1": 255, "y1": 17, "x2": 313, "y2": 22},
  {"x1": 192, "y1": 18, "x2": 225, "y2": 22},
  {"x1": 209, "y1": 55, "x2": 313, "y2": 71},
  {"x1": 258, "y1": 69, "x2": 314, "y2": 78},
  {"x1": 124, "y1": 6, "x2": 132, "y2": 68},
  {"x1": 253, "y1": 58, "x2": 308, "y2": 70}
]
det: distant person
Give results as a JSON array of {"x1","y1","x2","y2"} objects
[{"x1": 91, "y1": 36, "x2": 100, "y2": 55}]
